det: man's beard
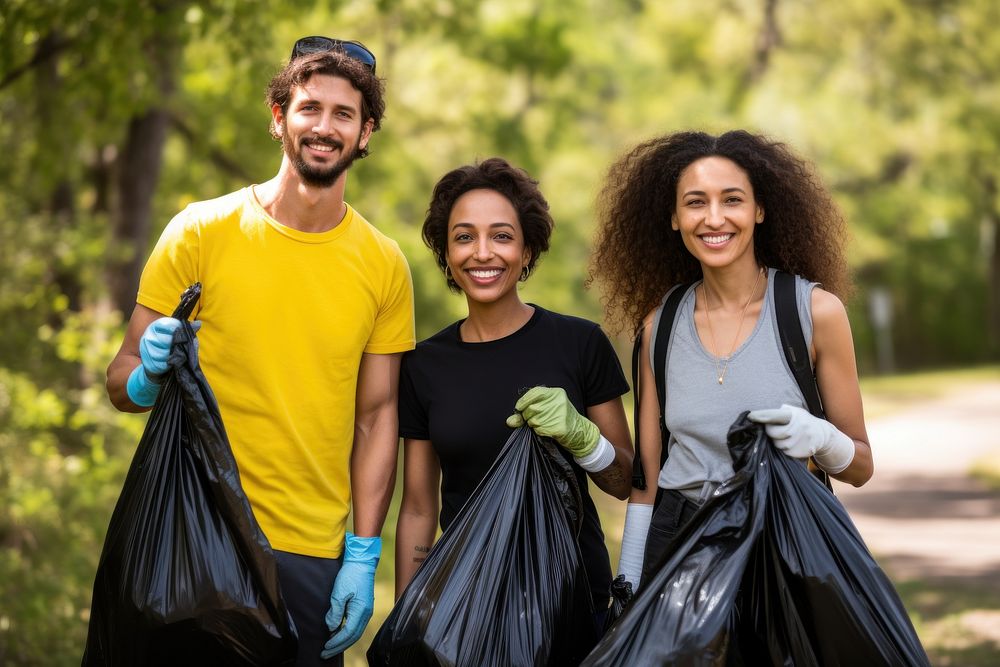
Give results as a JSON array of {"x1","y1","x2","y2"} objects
[{"x1": 284, "y1": 133, "x2": 362, "y2": 187}]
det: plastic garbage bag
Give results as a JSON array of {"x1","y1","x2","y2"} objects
[
  {"x1": 83, "y1": 284, "x2": 297, "y2": 667},
  {"x1": 583, "y1": 412, "x2": 930, "y2": 667},
  {"x1": 602, "y1": 575, "x2": 632, "y2": 634},
  {"x1": 368, "y1": 426, "x2": 598, "y2": 667}
]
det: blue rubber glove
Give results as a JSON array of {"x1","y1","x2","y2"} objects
[
  {"x1": 321, "y1": 532, "x2": 380, "y2": 659},
  {"x1": 125, "y1": 317, "x2": 200, "y2": 407}
]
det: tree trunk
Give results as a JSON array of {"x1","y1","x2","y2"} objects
[
  {"x1": 31, "y1": 32, "x2": 82, "y2": 314},
  {"x1": 749, "y1": 0, "x2": 781, "y2": 85},
  {"x1": 109, "y1": 109, "x2": 173, "y2": 314},
  {"x1": 985, "y1": 173, "x2": 1000, "y2": 358},
  {"x1": 729, "y1": 0, "x2": 781, "y2": 109},
  {"x1": 108, "y1": 29, "x2": 178, "y2": 315}
]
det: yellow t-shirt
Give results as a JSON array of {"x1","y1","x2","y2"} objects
[{"x1": 137, "y1": 187, "x2": 415, "y2": 558}]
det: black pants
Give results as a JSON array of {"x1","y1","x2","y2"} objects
[
  {"x1": 640, "y1": 489, "x2": 702, "y2": 586},
  {"x1": 274, "y1": 549, "x2": 344, "y2": 667}
]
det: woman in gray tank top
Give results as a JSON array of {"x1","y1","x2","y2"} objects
[{"x1": 589, "y1": 130, "x2": 874, "y2": 592}]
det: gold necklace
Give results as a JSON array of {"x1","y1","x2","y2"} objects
[{"x1": 702, "y1": 267, "x2": 765, "y2": 384}]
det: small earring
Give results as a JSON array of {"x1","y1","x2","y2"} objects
[
  {"x1": 445, "y1": 266, "x2": 453, "y2": 279},
  {"x1": 520, "y1": 267, "x2": 530, "y2": 281}
]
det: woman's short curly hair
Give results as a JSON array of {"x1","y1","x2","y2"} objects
[
  {"x1": 423, "y1": 157, "x2": 554, "y2": 292},
  {"x1": 265, "y1": 50, "x2": 385, "y2": 158},
  {"x1": 589, "y1": 130, "x2": 851, "y2": 334}
]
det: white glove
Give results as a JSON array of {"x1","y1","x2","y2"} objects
[
  {"x1": 616, "y1": 503, "x2": 653, "y2": 593},
  {"x1": 747, "y1": 404, "x2": 855, "y2": 474}
]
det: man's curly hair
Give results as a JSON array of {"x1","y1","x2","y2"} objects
[
  {"x1": 422, "y1": 157, "x2": 553, "y2": 293},
  {"x1": 589, "y1": 130, "x2": 851, "y2": 335}
]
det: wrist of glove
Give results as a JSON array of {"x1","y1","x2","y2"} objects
[
  {"x1": 505, "y1": 386, "x2": 600, "y2": 458},
  {"x1": 322, "y1": 532, "x2": 381, "y2": 659},
  {"x1": 127, "y1": 317, "x2": 201, "y2": 407},
  {"x1": 126, "y1": 364, "x2": 161, "y2": 407},
  {"x1": 574, "y1": 435, "x2": 616, "y2": 473},
  {"x1": 617, "y1": 503, "x2": 653, "y2": 593},
  {"x1": 747, "y1": 404, "x2": 855, "y2": 474}
]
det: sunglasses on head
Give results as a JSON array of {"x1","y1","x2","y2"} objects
[{"x1": 290, "y1": 36, "x2": 376, "y2": 73}]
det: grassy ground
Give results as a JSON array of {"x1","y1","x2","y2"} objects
[
  {"x1": 344, "y1": 365, "x2": 1000, "y2": 666},
  {"x1": 859, "y1": 364, "x2": 1000, "y2": 419},
  {"x1": 897, "y1": 577, "x2": 1000, "y2": 666}
]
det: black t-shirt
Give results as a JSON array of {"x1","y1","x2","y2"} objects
[{"x1": 398, "y1": 305, "x2": 630, "y2": 606}]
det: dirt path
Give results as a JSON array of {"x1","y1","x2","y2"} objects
[
  {"x1": 836, "y1": 380, "x2": 1000, "y2": 660},
  {"x1": 837, "y1": 381, "x2": 1000, "y2": 581}
]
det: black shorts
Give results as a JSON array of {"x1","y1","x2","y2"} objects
[
  {"x1": 640, "y1": 489, "x2": 702, "y2": 586},
  {"x1": 274, "y1": 549, "x2": 343, "y2": 667}
]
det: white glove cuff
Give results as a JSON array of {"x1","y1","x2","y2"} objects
[
  {"x1": 574, "y1": 435, "x2": 616, "y2": 473},
  {"x1": 617, "y1": 503, "x2": 653, "y2": 592},
  {"x1": 814, "y1": 428, "x2": 855, "y2": 474}
]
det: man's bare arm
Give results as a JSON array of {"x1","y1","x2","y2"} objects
[{"x1": 351, "y1": 351, "x2": 403, "y2": 537}]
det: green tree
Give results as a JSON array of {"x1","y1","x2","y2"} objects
[{"x1": 1, "y1": 0, "x2": 998, "y2": 663}]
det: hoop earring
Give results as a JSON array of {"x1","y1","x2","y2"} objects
[
  {"x1": 520, "y1": 267, "x2": 530, "y2": 282},
  {"x1": 445, "y1": 265, "x2": 459, "y2": 290}
]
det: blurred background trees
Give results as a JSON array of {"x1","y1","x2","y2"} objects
[{"x1": 1, "y1": 0, "x2": 997, "y2": 663}]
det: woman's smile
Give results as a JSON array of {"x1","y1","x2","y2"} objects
[
  {"x1": 673, "y1": 156, "x2": 763, "y2": 271},
  {"x1": 465, "y1": 267, "x2": 506, "y2": 284},
  {"x1": 446, "y1": 188, "x2": 529, "y2": 306},
  {"x1": 698, "y1": 232, "x2": 735, "y2": 248}
]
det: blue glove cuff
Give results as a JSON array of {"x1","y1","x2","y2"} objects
[
  {"x1": 126, "y1": 364, "x2": 160, "y2": 407},
  {"x1": 344, "y1": 532, "x2": 381, "y2": 565}
]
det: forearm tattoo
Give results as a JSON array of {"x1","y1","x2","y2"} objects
[{"x1": 592, "y1": 459, "x2": 628, "y2": 487}]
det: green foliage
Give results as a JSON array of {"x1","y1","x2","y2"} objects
[
  {"x1": 1, "y1": 0, "x2": 999, "y2": 663},
  {"x1": 0, "y1": 359, "x2": 142, "y2": 663}
]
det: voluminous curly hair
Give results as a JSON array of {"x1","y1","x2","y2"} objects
[
  {"x1": 589, "y1": 130, "x2": 851, "y2": 335},
  {"x1": 265, "y1": 50, "x2": 386, "y2": 158},
  {"x1": 423, "y1": 157, "x2": 553, "y2": 293}
]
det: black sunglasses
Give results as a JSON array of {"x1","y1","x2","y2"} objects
[{"x1": 290, "y1": 36, "x2": 376, "y2": 73}]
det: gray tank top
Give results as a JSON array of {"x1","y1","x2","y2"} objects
[{"x1": 650, "y1": 268, "x2": 817, "y2": 502}]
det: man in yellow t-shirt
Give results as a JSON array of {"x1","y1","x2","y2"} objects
[{"x1": 106, "y1": 39, "x2": 414, "y2": 666}]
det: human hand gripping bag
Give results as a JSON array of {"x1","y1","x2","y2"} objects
[
  {"x1": 583, "y1": 412, "x2": 930, "y2": 667},
  {"x1": 83, "y1": 284, "x2": 297, "y2": 666},
  {"x1": 367, "y1": 426, "x2": 599, "y2": 667},
  {"x1": 602, "y1": 575, "x2": 633, "y2": 634}
]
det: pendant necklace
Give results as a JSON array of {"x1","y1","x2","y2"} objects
[{"x1": 702, "y1": 266, "x2": 765, "y2": 385}]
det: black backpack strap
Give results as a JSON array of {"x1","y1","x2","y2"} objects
[
  {"x1": 774, "y1": 270, "x2": 823, "y2": 417},
  {"x1": 630, "y1": 331, "x2": 645, "y2": 489},
  {"x1": 773, "y1": 270, "x2": 833, "y2": 490},
  {"x1": 631, "y1": 284, "x2": 690, "y2": 490}
]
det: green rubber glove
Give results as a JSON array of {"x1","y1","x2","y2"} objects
[{"x1": 506, "y1": 386, "x2": 600, "y2": 458}]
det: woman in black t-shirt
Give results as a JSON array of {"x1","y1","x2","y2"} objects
[{"x1": 395, "y1": 157, "x2": 634, "y2": 622}]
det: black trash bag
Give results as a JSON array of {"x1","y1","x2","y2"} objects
[
  {"x1": 367, "y1": 426, "x2": 598, "y2": 667},
  {"x1": 583, "y1": 412, "x2": 930, "y2": 667},
  {"x1": 602, "y1": 576, "x2": 633, "y2": 634},
  {"x1": 83, "y1": 284, "x2": 297, "y2": 667}
]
